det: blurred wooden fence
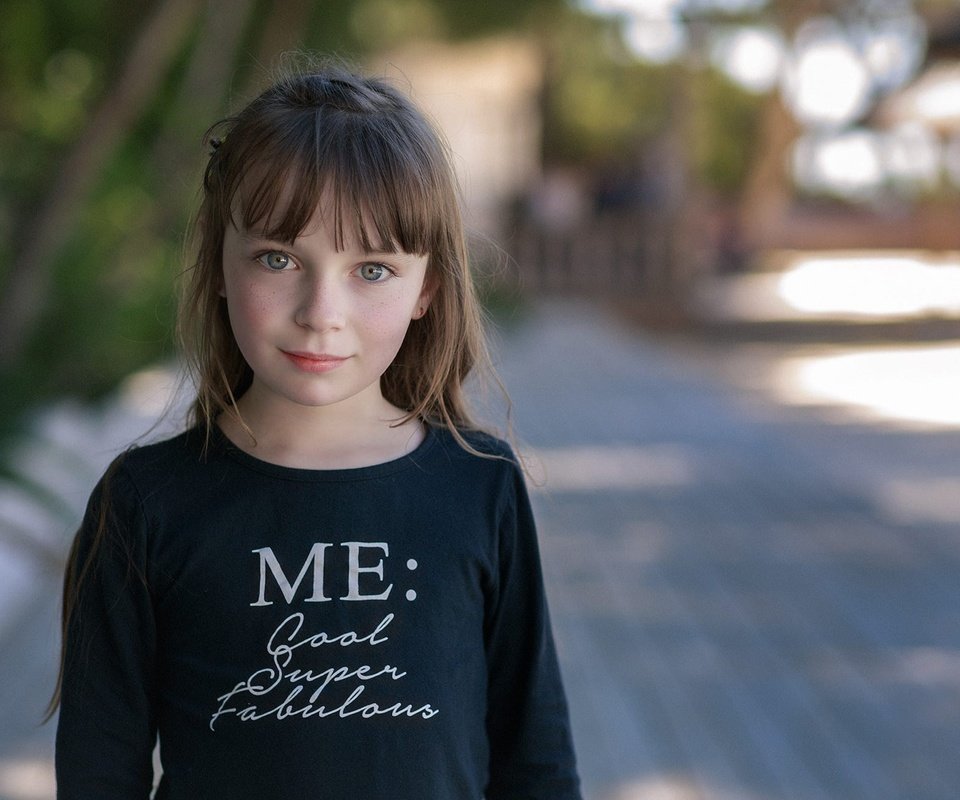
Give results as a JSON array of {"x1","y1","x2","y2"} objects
[{"x1": 503, "y1": 212, "x2": 700, "y2": 298}]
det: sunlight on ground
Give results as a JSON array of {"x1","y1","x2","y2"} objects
[
  {"x1": 696, "y1": 250, "x2": 960, "y2": 322},
  {"x1": 695, "y1": 249, "x2": 960, "y2": 430},
  {"x1": 776, "y1": 252, "x2": 960, "y2": 317},
  {"x1": 822, "y1": 646, "x2": 960, "y2": 688},
  {"x1": 773, "y1": 344, "x2": 960, "y2": 428},
  {"x1": 0, "y1": 758, "x2": 54, "y2": 800},
  {"x1": 601, "y1": 775, "x2": 760, "y2": 800},
  {"x1": 876, "y1": 477, "x2": 960, "y2": 524},
  {"x1": 528, "y1": 445, "x2": 697, "y2": 491},
  {"x1": 892, "y1": 647, "x2": 960, "y2": 687},
  {"x1": 601, "y1": 775, "x2": 701, "y2": 800}
]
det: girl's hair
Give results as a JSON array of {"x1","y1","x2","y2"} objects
[
  {"x1": 47, "y1": 59, "x2": 504, "y2": 718},
  {"x1": 180, "y1": 58, "x2": 495, "y2": 448}
]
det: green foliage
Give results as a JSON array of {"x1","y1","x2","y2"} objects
[
  {"x1": 537, "y1": 8, "x2": 765, "y2": 192},
  {"x1": 689, "y1": 67, "x2": 765, "y2": 194},
  {"x1": 0, "y1": 0, "x2": 201, "y2": 425},
  {"x1": 14, "y1": 141, "x2": 179, "y2": 404},
  {"x1": 0, "y1": 5, "x2": 102, "y2": 276},
  {"x1": 343, "y1": 0, "x2": 563, "y2": 47},
  {"x1": 302, "y1": 0, "x2": 564, "y2": 56},
  {"x1": 540, "y1": 12, "x2": 674, "y2": 165}
]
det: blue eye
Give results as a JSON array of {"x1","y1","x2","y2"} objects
[
  {"x1": 257, "y1": 251, "x2": 291, "y2": 271},
  {"x1": 358, "y1": 263, "x2": 390, "y2": 282}
]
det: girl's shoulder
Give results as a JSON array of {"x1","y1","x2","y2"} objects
[
  {"x1": 116, "y1": 425, "x2": 208, "y2": 467},
  {"x1": 432, "y1": 425, "x2": 518, "y2": 467},
  {"x1": 101, "y1": 427, "x2": 214, "y2": 499},
  {"x1": 76, "y1": 429, "x2": 210, "y2": 543},
  {"x1": 429, "y1": 426, "x2": 528, "y2": 499}
]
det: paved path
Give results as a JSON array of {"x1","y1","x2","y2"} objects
[
  {"x1": 2, "y1": 299, "x2": 959, "y2": 800},
  {"x1": 498, "y1": 302, "x2": 960, "y2": 800}
]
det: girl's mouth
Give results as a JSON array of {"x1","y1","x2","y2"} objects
[{"x1": 281, "y1": 351, "x2": 349, "y2": 373}]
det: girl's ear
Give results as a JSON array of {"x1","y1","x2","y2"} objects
[{"x1": 413, "y1": 274, "x2": 437, "y2": 320}]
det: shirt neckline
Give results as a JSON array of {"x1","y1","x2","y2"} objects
[{"x1": 209, "y1": 422, "x2": 439, "y2": 482}]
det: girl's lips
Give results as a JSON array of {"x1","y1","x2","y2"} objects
[{"x1": 281, "y1": 351, "x2": 348, "y2": 373}]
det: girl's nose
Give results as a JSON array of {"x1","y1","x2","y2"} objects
[{"x1": 294, "y1": 275, "x2": 346, "y2": 331}]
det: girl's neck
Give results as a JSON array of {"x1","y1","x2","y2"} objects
[{"x1": 217, "y1": 387, "x2": 425, "y2": 470}]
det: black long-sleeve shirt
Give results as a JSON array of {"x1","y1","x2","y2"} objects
[{"x1": 56, "y1": 424, "x2": 581, "y2": 799}]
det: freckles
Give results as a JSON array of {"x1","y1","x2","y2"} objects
[
  {"x1": 363, "y1": 291, "x2": 416, "y2": 337},
  {"x1": 226, "y1": 285, "x2": 284, "y2": 343},
  {"x1": 363, "y1": 310, "x2": 399, "y2": 338},
  {"x1": 242, "y1": 282, "x2": 282, "y2": 314}
]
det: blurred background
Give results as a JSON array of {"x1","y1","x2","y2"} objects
[{"x1": 2, "y1": 0, "x2": 960, "y2": 798}]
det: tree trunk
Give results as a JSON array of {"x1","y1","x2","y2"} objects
[
  {"x1": 737, "y1": 91, "x2": 801, "y2": 253},
  {"x1": 735, "y1": 0, "x2": 820, "y2": 254},
  {"x1": 150, "y1": 0, "x2": 258, "y2": 220}
]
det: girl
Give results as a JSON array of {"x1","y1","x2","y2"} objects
[{"x1": 52, "y1": 62, "x2": 582, "y2": 799}]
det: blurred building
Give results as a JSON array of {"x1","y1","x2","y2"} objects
[{"x1": 371, "y1": 37, "x2": 543, "y2": 236}]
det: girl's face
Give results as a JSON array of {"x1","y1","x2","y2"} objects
[{"x1": 220, "y1": 206, "x2": 433, "y2": 417}]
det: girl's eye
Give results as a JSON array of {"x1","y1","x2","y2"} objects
[
  {"x1": 358, "y1": 263, "x2": 391, "y2": 282},
  {"x1": 257, "y1": 251, "x2": 291, "y2": 271}
]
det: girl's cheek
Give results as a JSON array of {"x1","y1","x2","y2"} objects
[
  {"x1": 225, "y1": 285, "x2": 278, "y2": 338},
  {"x1": 364, "y1": 301, "x2": 415, "y2": 338},
  {"x1": 240, "y1": 281, "x2": 283, "y2": 316}
]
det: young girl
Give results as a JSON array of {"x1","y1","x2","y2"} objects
[{"x1": 53, "y1": 62, "x2": 582, "y2": 799}]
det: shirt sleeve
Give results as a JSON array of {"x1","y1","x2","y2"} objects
[
  {"x1": 484, "y1": 464, "x2": 582, "y2": 800},
  {"x1": 55, "y1": 460, "x2": 157, "y2": 799}
]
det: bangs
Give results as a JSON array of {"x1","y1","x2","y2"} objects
[{"x1": 221, "y1": 108, "x2": 443, "y2": 255}]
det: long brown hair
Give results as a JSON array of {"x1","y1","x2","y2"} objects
[
  {"x1": 48, "y1": 59, "x2": 505, "y2": 718},
  {"x1": 180, "y1": 58, "x2": 496, "y2": 447}
]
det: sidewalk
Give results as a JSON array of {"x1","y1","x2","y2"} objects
[
  {"x1": 498, "y1": 300, "x2": 960, "y2": 800},
  {"x1": 2, "y1": 299, "x2": 960, "y2": 799}
]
